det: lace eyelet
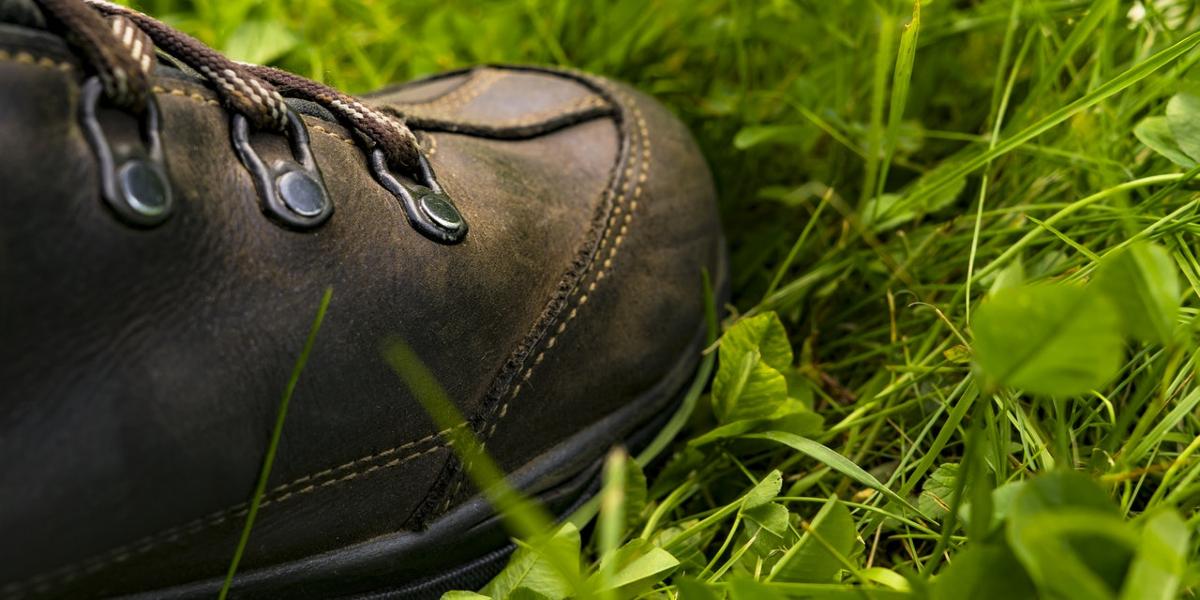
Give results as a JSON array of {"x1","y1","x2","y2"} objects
[
  {"x1": 79, "y1": 76, "x2": 174, "y2": 227},
  {"x1": 231, "y1": 109, "x2": 333, "y2": 230},
  {"x1": 369, "y1": 149, "x2": 468, "y2": 245}
]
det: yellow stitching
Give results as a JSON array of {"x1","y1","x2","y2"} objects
[
  {"x1": 490, "y1": 96, "x2": 608, "y2": 127},
  {"x1": 506, "y1": 90, "x2": 648, "y2": 402},
  {"x1": 435, "y1": 86, "x2": 650, "y2": 517},
  {"x1": 389, "y1": 69, "x2": 502, "y2": 112},
  {"x1": 151, "y1": 85, "x2": 219, "y2": 107},
  {"x1": 403, "y1": 95, "x2": 610, "y2": 129},
  {"x1": 423, "y1": 132, "x2": 439, "y2": 158},
  {"x1": 309, "y1": 123, "x2": 357, "y2": 147},
  {"x1": 0, "y1": 50, "x2": 73, "y2": 72},
  {"x1": 4, "y1": 424, "x2": 466, "y2": 598}
]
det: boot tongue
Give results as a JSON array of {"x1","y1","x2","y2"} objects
[{"x1": 0, "y1": 0, "x2": 47, "y2": 29}]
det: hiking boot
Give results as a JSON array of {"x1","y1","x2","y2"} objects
[{"x1": 0, "y1": 0, "x2": 726, "y2": 597}]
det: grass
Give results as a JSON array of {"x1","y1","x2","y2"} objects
[{"x1": 128, "y1": 0, "x2": 1200, "y2": 597}]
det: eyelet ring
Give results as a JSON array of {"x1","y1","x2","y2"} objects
[
  {"x1": 369, "y1": 149, "x2": 468, "y2": 245},
  {"x1": 79, "y1": 77, "x2": 174, "y2": 227},
  {"x1": 231, "y1": 109, "x2": 333, "y2": 230}
]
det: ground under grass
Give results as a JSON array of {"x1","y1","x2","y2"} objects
[{"x1": 134, "y1": 0, "x2": 1200, "y2": 597}]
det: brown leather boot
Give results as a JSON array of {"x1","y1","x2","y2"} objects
[{"x1": 0, "y1": 0, "x2": 725, "y2": 597}]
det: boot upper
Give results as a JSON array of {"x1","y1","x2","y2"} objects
[{"x1": 0, "y1": 14, "x2": 722, "y2": 599}]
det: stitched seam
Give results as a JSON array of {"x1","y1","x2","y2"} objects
[
  {"x1": 388, "y1": 69, "x2": 502, "y2": 112},
  {"x1": 403, "y1": 95, "x2": 610, "y2": 129},
  {"x1": 4, "y1": 424, "x2": 466, "y2": 598},
  {"x1": 495, "y1": 90, "x2": 650, "y2": 428},
  {"x1": 0, "y1": 50, "x2": 74, "y2": 72},
  {"x1": 442, "y1": 85, "x2": 650, "y2": 511},
  {"x1": 309, "y1": 123, "x2": 357, "y2": 147},
  {"x1": 423, "y1": 132, "x2": 439, "y2": 158}
]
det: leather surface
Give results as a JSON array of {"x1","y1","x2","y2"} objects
[{"x1": 0, "y1": 22, "x2": 722, "y2": 600}]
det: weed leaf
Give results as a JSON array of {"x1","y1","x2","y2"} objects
[
  {"x1": 771, "y1": 496, "x2": 858, "y2": 582},
  {"x1": 1166, "y1": 92, "x2": 1200, "y2": 162},
  {"x1": 1134, "y1": 116, "x2": 1196, "y2": 168},
  {"x1": 481, "y1": 524, "x2": 580, "y2": 600},
  {"x1": 733, "y1": 125, "x2": 815, "y2": 150},
  {"x1": 1093, "y1": 242, "x2": 1180, "y2": 344},
  {"x1": 676, "y1": 578, "x2": 721, "y2": 600},
  {"x1": 713, "y1": 313, "x2": 793, "y2": 422},
  {"x1": 590, "y1": 539, "x2": 679, "y2": 593},
  {"x1": 729, "y1": 578, "x2": 789, "y2": 600},
  {"x1": 742, "y1": 469, "x2": 784, "y2": 510},
  {"x1": 918, "y1": 463, "x2": 960, "y2": 521},
  {"x1": 1119, "y1": 509, "x2": 1190, "y2": 600},
  {"x1": 1006, "y1": 472, "x2": 1135, "y2": 600},
  {"x1": 441, "y1": 592, "x2": 491, "y2": 600},
  {"x1": 930, "y1": 541, "x2": 1036, "y2": 600},
  {"x1": 972, "y1": 284, "x2": 1122, "y2": 396},
  {"x1": 743, "y1": 501, "x2": 795, "y2": 559}
]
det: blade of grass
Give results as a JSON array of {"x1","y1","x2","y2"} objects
[{"x1": 218, "y1": 286, "x2": 333, "y2": 600}]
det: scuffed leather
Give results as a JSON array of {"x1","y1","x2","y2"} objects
[{"x1": 0, "y1": 25, "x2": 722, "y2": 600}]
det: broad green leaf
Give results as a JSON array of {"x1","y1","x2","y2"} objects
[
  {"x1": 930, "y1": 541, "x2": 1036, "y2": 600},
  {"x1": 481, "y1": 524, "x2": 580, "y2": 600},
  {"x1": 652, "y1": 520, "x2": 711, "y2": 573},
  {"x1": 713, "y1": 313, "x2": 794, "y2": 423},
  {"x1": 747, "y1": 431, "x2": 929, "y2": 518},
  {"x1": 676, "y1": 578, "x2": 721, "y2": 600},
  {"x1": 1008, "y1": 470, "x2": 1116, "y2": 516},
  {"x1": 1118, "y1": 509, "x2": 1189, "y2": 600},
  {"x1": 864, "y1": 156, "x2": 969, "y2": 232},
  {"x1": 785, "y1": 371, "x2": 816, "y2": 407},
  {"x1": 1008, "y1": 510, "x2": 1135, "y2": 600},
  {"x1": 689, "y1": 418, "x2": 768, "y2": 446},
  {"x1": 961, "y1": 480, "x2": 1025, "y2": 533},
  {"x1": 743, "y1": 501, "x2": 796, "y2": 560},
  {"x1": 860, "y1": 567, "x2": 909, "y2": 591},
  {"x1": 943, "y1": 345, "x2": 970, "y2": 363},
  {"x1": 860, "y1": 193, "x2": 909, "y2": 232},
  {"x1": 1134, "y1": 116, "x2": 1196, "y2": 168},
  {"x1": 918, "y1": 463, "x2": 959, "y2": 521},
  {"x1": 1093, "y1": 242, "x2": 1180, "y2": 344},
  {"x1": 988, "y1": 257, "x2": 1025, "y2": 294},
  {"x1": 689, "y1": 402, "x2": 822, "y2": 446},
  {"x1": 606, "y1": 547, "x2": 678, "y2": 589},
  {"x1": 1006, "y1": 472, "x2": 1135, "y2": 600},
  {"x1": 222, "y1": 20, "x2": 299, "y2": 65},
  {"x1": 743, "y1": 469, "x2": 783, "y2": 510},
  {"x1": 771, "y1": 496, "x2": 858, "y2": 582},
  {"x1": 770, "y1": 401, "x2": 825, "y2": 436},
  {"x1": 713, "y1": 349, "x2": 789, "y2": 423},
  {"x1": 723, "y1": 313, "x2": 793, "y2": 369},
  {"x1": 441, "y1": 592, "x2": 492, "y2": 600},
  {"x1": 1166, "y1": 92, "x2": 1200, "y2": 162},
  {"x1": 590, "y1": 539, "x2": 679, "y2": 593},
  {"x1": 729, "y1": 578, "x2": 789, "y2": 600},
  {"x1": 733, "y1": 125, "x2": 815, "y2": 150},
  {"x1": 972, "y1": 284, "x2": 1123, "y2": 396}
]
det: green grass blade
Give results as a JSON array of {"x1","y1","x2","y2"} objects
[{"x1": 218, "y1": 286, "x2": 333, "y2": 600}]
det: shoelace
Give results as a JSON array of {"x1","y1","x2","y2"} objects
[
  {"x1": 25, "y1": 0, "x2": 467, "y2": 241},
  {"x1": 35, "y1": 0, "x2": 422, "y2": 171}
]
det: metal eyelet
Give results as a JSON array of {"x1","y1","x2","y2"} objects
[
  {"x1": 231, "y1": 109, "x2": 332, "y2": 230},
  {"x1": 369, "y1": 149, "x2": 468, "y2": 245},
  {"x1": 79, "y1": 77, "x2": 173, "y2": 227}
]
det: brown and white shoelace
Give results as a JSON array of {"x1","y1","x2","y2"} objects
[{"x1": 32, "y1": 0, "x2": 424, "y2": 174}]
